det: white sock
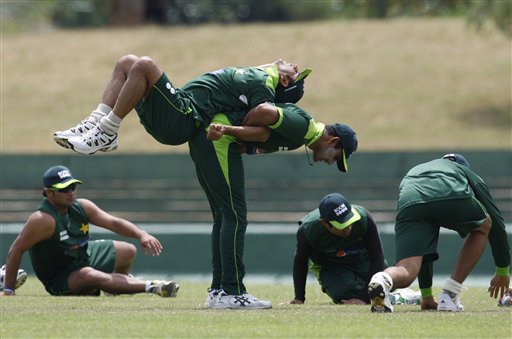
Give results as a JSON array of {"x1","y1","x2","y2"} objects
[
  {"x1": 90, "y1": 103, "x2": 112, "y2": 122},
  {"x1": 145, "y1": 280, "x2": 152, "y2": 292},
  {"x1": 99, "y1": 111, "x2": 122, "y2": 135},
  {"x1": 442, "y1": 278, "x2": 463, "y2": 296}
]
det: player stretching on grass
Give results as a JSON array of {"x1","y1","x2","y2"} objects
[
  {"x1": 288, "y1": 193, "x2": 386, "y2": 305},
  {"x1": 368, "y1": 154, "x2": 510, "y2": 313},
  {"x1": 0, "y1": 166, "x2": 179, "y2": 298},
  {"x1": 53, "y1": 54, "x2": 311, "y2": 154},
  {"x1": 193, "y1": 103, "x2": 358, "y2": 309},
  {"x1": 52, "y1": 54, "x2": 311, "y2": 309}
]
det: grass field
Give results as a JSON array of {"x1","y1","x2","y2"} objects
[
  {"x1": 1, "y1": 278, "x2": 511, "y2": 338},
  {"x1": 1, "y1": 18, "x2": 510, "y2": 153}
]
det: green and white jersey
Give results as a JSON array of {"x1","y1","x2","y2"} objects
[
  {"x1": 398, "y1": 158, "x2": 510, "y2": 268},
  {"x1": 29, "y1": 199, "x2": 90, "y2": 285},
  {"x1": 300, "y1": 206, "x2": 370, "y2": 267},
  {"x1": 181, "y1": 65, "x2": 278, "y2": 125},
  {"x1": 399, "y1": 159, "x2": 481, "y2": 211},
  {"x1": 245, "y1": 103, "x2": 325, "y2": 153}
]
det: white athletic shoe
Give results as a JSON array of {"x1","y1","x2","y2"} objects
[
  {"x1": 0, "y1": 265, "x2": 27, "y2": 290},
  {"x1": 211, "y1": 290, "x2": 272, "y2": 309},
  {"x1": 498, "y1": 292, "x2": 512, "y2": 307},
  {"x1": 204, "y1": 288, "x2": 221, "y2": 308},
  {"x1": 53, "y1": 118, "x2": 98, "y2": 149},
  {"x1": 147, "y1": 280, "x2": 180, "y2": 298},
  {"x1": 368, "y1": 272, "x2": 393, "y2": 313},
  {"x1": 437, "y1": 291, "x2": 464, "y2": 312},
  {"x1": 67, "y1": 124, "x2": 118, "y2": 155}
]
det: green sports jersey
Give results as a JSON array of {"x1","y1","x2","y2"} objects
[
  {"x1": 181, "y1": 66, "x2": 278, "y2": 125},
  {"x1": 398, "y1": 158, "x2": 510, "y2": 268},
  {"x1": 398, "y1": 159, "x2": 474, "y2": 210},
  {"x1": 245, "y1": 103, "x2": 324, "y2": 153},
  {"x1": 29, "y1": 199, "x2": 90, "y2": 285},
  {"x1": 300, "y1": 206, "x2": 370, "y2": 267}
]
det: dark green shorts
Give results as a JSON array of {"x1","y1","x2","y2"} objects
[
  {"x1": 136, "y1": 73, "x2": 198, "y2": 145},
  {"x1": 395, "y1": 197, "x2": 487, "y2": 263},
  {"x1": 314, "y1": 260, "x2": 371, "y2": 304},
  {"x1": 45, "y1": 240, "x2": 116, "y2": 296}
]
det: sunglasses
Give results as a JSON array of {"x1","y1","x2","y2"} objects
[{"x1": 49, "y1": 183, "x2": 78, "y2": 193}]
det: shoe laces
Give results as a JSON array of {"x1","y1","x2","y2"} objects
[{"x1": 70, "y1": 118, "x2": 96, "y2": 134}]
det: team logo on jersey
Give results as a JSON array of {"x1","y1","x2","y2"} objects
[
  {"x1": 165, "y1": 82, "x2": 176, "y2": 94},
  {"x1": 59, "y1": 230, "x2": 69, "y2": 241},
  {"x1": 239, "y1": 95, "x2": 248, "y2": 105},
  {"x1": 80, "y1": 223, "x2": 89, "y2": 235},
  {"x1": 334, "y1": 203, "x2": 348, "y2": 216},
  {"x1": 336, "y1": 248, "x2": 366, "y2": 257}
]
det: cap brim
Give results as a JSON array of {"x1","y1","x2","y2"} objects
[
  {"x1": 336, "y1": 149, "x2": 348, "y2": 173},
  {"x1": 330, "y1": 207, "x2": 361, "y2": 230},
  {"x1": 294, "y1": 68, "x2": 312, "y2": 83},
  {"x1": 51, "y1": 179, "x2": 82, "y2": 189}
]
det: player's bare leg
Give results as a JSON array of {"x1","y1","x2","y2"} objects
[
  {"x1": 369, "y1": 256, "x2": 422, "y2": 313},
  {"x1": 67, "y1": 267, "x2": 179, "y2": 298},
  {"x1": 53, "y1": 55, "x2": 138, "y2": 148},
  {"x1": 438, "y1": 216, "x2": 491, "y2": 312},
  {"x1": 66, "y1": 56, "x2": 164, "y2": 154}
]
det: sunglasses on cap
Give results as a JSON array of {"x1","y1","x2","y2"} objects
[{"x1": 48, "y1": 183, "x2": 78, "y2": 193}]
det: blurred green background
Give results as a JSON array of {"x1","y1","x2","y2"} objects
[{"x1": 1, "y1": 0, "x2": 510, "y2": 276}]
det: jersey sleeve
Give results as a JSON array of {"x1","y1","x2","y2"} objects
[
  {"x1": 293, "y1": 226, "x2": 313, "y2": 302},
  {"x1": 269, "y1": 104, "x2": 311, "y2": 142},
  {"x1": 466, "y1": 169, "x2": 510, "y2": 268},
  {"x1": 361, "y1": 211, "x2": 386, "y2": 282}
]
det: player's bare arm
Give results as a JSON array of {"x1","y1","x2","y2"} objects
[
  {"x1": 1, "y1": 212, "x2": 55, "y2": 296},
  {"x1": 241, "y1": 102, "x2": 280, "y2": 127},
  {"x1": 207, "y1": 124, "x2": 271, "y2": 142},
  {"x1": 80, "y1": 199, "x2": 162, "y2": 256}
]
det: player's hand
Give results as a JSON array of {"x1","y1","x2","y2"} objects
[
  {"x1": 139, "y1": 232, "x2": 163, "y2": 256},
  {"x1": 0, "y1": 290, "x2": 15, "y2": 297},
  {"x1": 288, "y1": 299, "x2": 304, "y2": 305},
  {"x1": 420, "y1": 296, "x2": 438, "y2": 310},
  {"x1": 488, "y1": 275, "x2": 510, "y2": 299},
  {"x1": 207, "y1": 124, "x2": 225, "y2": 141},
  {"x1": 340, "y1": 299, "x2": 366, "y2": 305}
]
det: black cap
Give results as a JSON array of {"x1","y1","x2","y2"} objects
[
  {"x1": 274, "y1": 68, "x2": 312, "y2": 104},
  {"x1": 442, "y1": 153, "x2": 470, "y2": 168},
  {"x1": 327, "y1": 124, "x2": 358, "y2": 173},
  {"x1": 43, "y1": 165, "x2": 82, "y2": 189},
  {"x1": 318, "y1": 193, "x2": 361, "y2": 230}
]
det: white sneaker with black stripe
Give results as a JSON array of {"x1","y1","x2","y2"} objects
[
  {"x1": 53, "y1": 118, "x2": 98, "y2": 149},
  {"x1": 204, "y1": 288, "x2": 221, "y2": 308},
  {"x1": 211, "y1": 290, "x2": 272, "y2": 309},
  {"x1": 437, "y1": 291, "x2": 464, "y2": 312},
  {"x1": 67, "y1": 124, "x2": 118, "y2": 155},
  {"x1": 368, "y1": 272, "x2": 394, "y2": 313},
  {"x1": 147, "y1": 280, "x2": 180, "y2": 298}
]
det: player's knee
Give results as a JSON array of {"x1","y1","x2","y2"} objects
[
  {"x1": 134, "y1": 56, "x2": 158, "y2": 72},
  {"x1": 114, "y1": 241, "x2": 137, "y2": 262},
  {"x1": 116, "y1": 54, "x2": 139, "y2": 73},
  {"x1": 78, "y1": 267, "x2": 103, "y2": 284},
  {"x1": 475, "y1": 214, "x2": 492, "y2": 236}
]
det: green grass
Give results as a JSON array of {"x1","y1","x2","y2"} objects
[
  {"x1": 1, "y1": 278, "x2": 511, "y2": 338},
  {"x1": 1, "y1": 18, "x2": 510, "y2": 154}
]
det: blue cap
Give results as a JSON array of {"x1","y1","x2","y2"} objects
[
  {"x1": 274, "y1": 68, "x2": 312, "y2": 104},
  {"x1": 318, "y1": 193, "x2": 361, "y2": 230},
  {"x1": 327, "y1": 124, "x2": 358, "y2": 173},
  {"x1": 43, "y1": 165, "x2": 82, "y2": 189},
  {"x1": 442, "y1": 153, "x2": 470, "y2": 168}
]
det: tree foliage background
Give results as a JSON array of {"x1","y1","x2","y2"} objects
[{"x1": 1, "y1": 0, "x2": 511, "y2": 38}]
